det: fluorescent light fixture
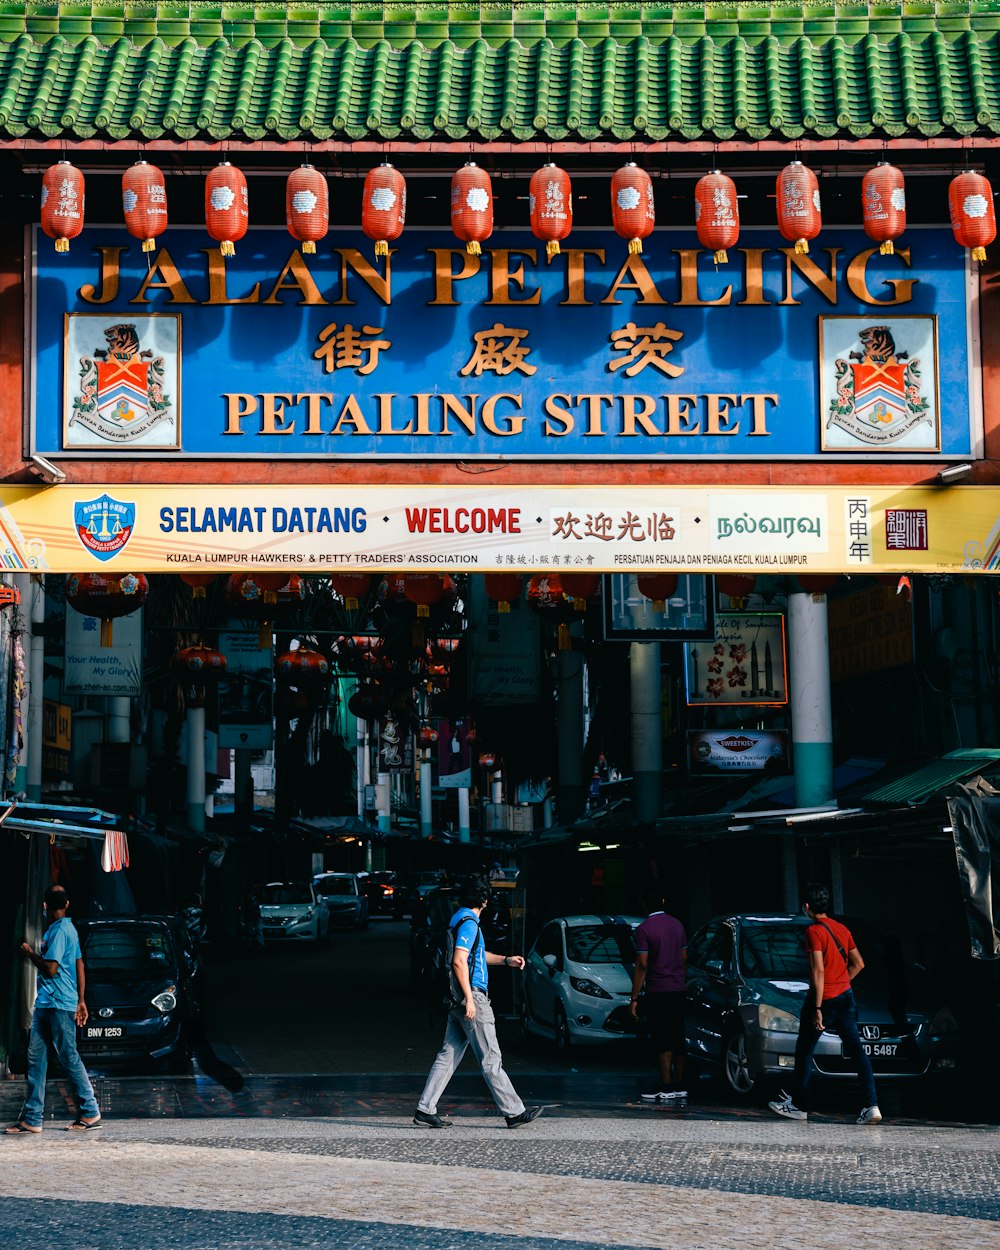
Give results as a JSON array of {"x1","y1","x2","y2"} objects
[{"x1": 937, "y1": 463, "x2": 973, "y2": 484}]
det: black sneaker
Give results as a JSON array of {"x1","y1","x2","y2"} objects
[
  {"x1": 505, "y1": 1106, "x2": 543, "y2": 1129},
  {"x1": 413, "y1": 1109, "x2": 452, "y2": 1129}
]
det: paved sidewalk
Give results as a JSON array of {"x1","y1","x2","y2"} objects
[{"x1": 2, "y1": 1111, "x2": 997, "y2": 1249}]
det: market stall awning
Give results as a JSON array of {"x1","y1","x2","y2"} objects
[
  {"x1": 853, "y1": 750, "x2": 1000, "y2": 807},
  {"x1": 4, "y1": 18, "x2": 1000, "y2": 146}
]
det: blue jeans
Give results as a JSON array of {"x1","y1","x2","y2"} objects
[
  {"x1": 22, "y1": 1008, "x2": 99, "y2": 1127},
  {"x1": 792, "y1": 988, "x2": 878, "y2": 1112}
]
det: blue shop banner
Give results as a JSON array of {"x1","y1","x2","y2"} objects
[{"x1": 30, "y1": 226, "x2": 978, "y2": 461}]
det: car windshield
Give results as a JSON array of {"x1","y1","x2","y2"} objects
[
  {"x1": 739, "y1": 924, "x2": 811, "y2": 979},
  {"x1": 260, "y1": 885, "x2": 312, "y2": 906},
  {"x1": 82, "y1": 926, "x2": 176, "y2": 977},
  {"x1": 565, "y1": 924, "x2": 635, "y2": 964},
  {"x1": 316, "y1": 878, "x2": 355, "y2": 896}
]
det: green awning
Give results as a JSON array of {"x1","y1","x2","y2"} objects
[
  {"x1": 856, "y1": 750, "x2": 1000, "y2": 807},
  {"x1": 2, "y1": 23, "x2": 1000, "y2": 144}
]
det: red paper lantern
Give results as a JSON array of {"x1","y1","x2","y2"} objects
[
  {"x1": 529, "y1": 163, "x2": 572, "y2": 257},
  {"x1": 479, "y1": 751, "x2": 498, "y2": 770},
  {"x1": 949, "y1": 171, "x2": 997, "y2": 262},
  {"x1": 403, "y1": 574, "x2": 446, "y2": 618},
  {"x1": 277, "y1": 647, "x2": 330, "y2": 680},
  {"x1": 362, "y1": 163, "x2": 406, "y2": 257},
  {"x1": 285, "y1": 164, "x2": 329, "y2": 255},
  {"x1": 484, "y1": 573, "x2": 523, "y2": 613},
  {"x1": 561, "y1": 572, "x2": 600, "y2": 611},
  {"x1": 451, "y1": 163, "x2": 494, "y2": 256},
  {"x1": 862, "y1": 163, "x2": 906, "y2": 256},
  {"x1": 66, "y1": 572, "x2": 149, "y2": 646},
  {"x1": 330, "y1": 573, "x2": 373, "y2": 610},
  {"x1": 205, "y1": 162, "x2": 249, "y2": 257},
  {"x1": 41, "y1": 161, "x2": 85, "y2": 253},
  {"x1": 348, "y1": 684, "x2": 390, "y2": 721},
  {"x1": 797, "y1": 574, "x2": 840, "y2": 594},
  {"x1": 122, "y1": 161, "x2": 168, "y2": 253},
  {"x1": 776, "y1": 161, "x2": 822, "y2": 255},
  {"x1": 179, "y1": 573, "x2": 217, "y2": 599},
  {"x1": 174, "y1": 644, "x2": 227, "y2": 682},
  {"x1": 637, "y1": 573, "x2": 679, "y2": 611},
  {"x1": 418, "y1": 725, "x2": 439, "y2": 750},
  {"x1": 694, "y1": 171, "x2": 740, "y2": 263},
  {"x1": 526, "y1": 574, "x2": 569, "y2": 611},
  {"x1": 611, "y1": 163, "x2": 655, "y2": 254},
  {"x1": 716, "y1": 574, "x2": 756, "y2": 602}
]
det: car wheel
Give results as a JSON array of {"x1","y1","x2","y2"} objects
[
  {"x1": 722, "y1": 1027, "x2": 757, "y2": 1097},
  {"x1": 553, "y1": 1001, "x2": 572, "y2": 1055}
]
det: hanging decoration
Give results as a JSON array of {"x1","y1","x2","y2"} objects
[
  {"x1": 330, "y1": 573, "x2": 373, "y2": 611},
  {"x1": 179, "y1": 573, "x2": 217, "y2": 599},
  {"x1": 611, "y1": 163, "x2": 655, "y2": 254},
  {"x1": 403, "y1": 574, "x2": 448, "y2": 618},
  {"x1": 529, "y1": 163, "x2": 573, "y2": 257},
  {"x1": 776, "y1": 161, "x2": 822, "y2": 254},
  {"x1": 637, "y1": 573, "x2": 679, "y2": 612},
  {"x1": 949, "y1": 171, "x2": 997, "y2": 262},
  {"x1": 694, "y1": 170, "x2": 740, "y2": 263},
  {"x1": 527, "y1": 574, "x2": 575, "y2": 649},
  {"x1": 797, "y1": 574, "x2": 840, "y2": 594},
  {"x1": 66, "y1": 573, "x2": 149, "y2": 647},
  {"x1": 715, "y1": 574, "x2": 756, "y2": 607},
  {"x1": 417, "y1": 725, "x2": 439, "y2": 750},
  {"x1": 861, "y1": 163, "x2": 906, "y2": 255},
  {"x1": 560, "y1": 572, "x2": 600, "y2": 611},
  {"x1": 276, "y1": 647, "x2": 330, "y2": 681},
  {"x1": 362, "y1": 163, "x2": 407, "y2": 257},
  {"x1": 122, "y1": 161, "x2": 168, "y2": 253},
  {"x1": 348, "y1": 683, "x2": 390, "y2": 722},
  {"x1": 226, "y1": 573, "x2": 305, "y2": 645},
  {"x1": 478, "y1": 751, "x2": 498, "y2": 771},
  {"x1": 205, "y1": 162, "x2": 249, "y2": 257},
  {"x1": 483, "y1": 573, "x2": 523, "y2": 613},
  {"x1": 285, "y1": 164, "x2": 329, "y2": 254},
  {"x1": 41, "y1": 160, "x2": 85, "y2": 253},
  {"x1": 451, "y1": 162, "x2": 493, "y2": 256},
  {"x1": 174, "y1": 644, "x2": 227, "y2": 682}
]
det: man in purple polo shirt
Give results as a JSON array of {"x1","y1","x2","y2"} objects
[{"x1": 630, "y1": 888, "x2": 687, "y2": 1103}]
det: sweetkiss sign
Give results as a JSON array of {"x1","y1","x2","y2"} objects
[{"x1": 31, "y1": 226, "x2": 978, "y2": 461}]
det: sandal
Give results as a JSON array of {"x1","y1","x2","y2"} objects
[
  {"x1": 4, "y1": 1122, "x2": 42, "y2": 1135},
  {"x1": 67, "y1": 1117, "x2": 102, "y2": 1131}
]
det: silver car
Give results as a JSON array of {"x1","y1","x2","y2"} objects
[
  {"x1": 313, "y1": 872, "x2": 369, "y2": 929},
  {"x1": 259, "y1": 882, "x2": 329, "y2": 944},
  {"x1": 521, "y1": 914, "x2": 642, "y2": 1051},
  {"x1": 686, "y1": 913, "x2": 960, "y2": 1096}
]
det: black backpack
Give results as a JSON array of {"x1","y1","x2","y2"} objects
[{"x1": 425, "y1": 915, "x2": 481, "y2": 1017}]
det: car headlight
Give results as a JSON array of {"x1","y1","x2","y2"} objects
[
  {"x1": 929, "y1": 1007, "x2": 959, "y2": 1037},
  {"x1": 152, "y1": 988, "x2": 177, "y2": 1014},
  {"x1": 569, "y1": 977, "x2": 613, "y2": 1000},
  {"x1": 758, "y1": 1004, "x2": 800, "y2": 1033}
]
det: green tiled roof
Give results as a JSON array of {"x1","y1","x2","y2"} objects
[
  {"x1": 857, "y1": 750, "x2": 1000, "y2": 807},
  {"x1": 3, "y1": 21, "x2": 1000, "y2": 142}
]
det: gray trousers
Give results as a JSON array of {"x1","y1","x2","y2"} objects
[{"x1": 417, "y1": 990, "x2": 525, "y2": 1118}]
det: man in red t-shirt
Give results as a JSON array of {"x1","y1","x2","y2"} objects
[
  {"x1": 769, "y1": 883, "x2": 882, "y2": 1125},
  {"x1": 630, "y1": 889, "x2": 687, "y2": 1103}
]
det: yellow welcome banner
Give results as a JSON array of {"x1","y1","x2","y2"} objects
[{"x1": 1, "y1": 484, "x2": 998, "y2": 574}]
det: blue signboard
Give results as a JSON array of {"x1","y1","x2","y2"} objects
[{"x1": 31, "y1": 226, "x2": 977, "y2": 461}]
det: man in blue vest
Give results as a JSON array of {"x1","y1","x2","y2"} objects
[{"x1": 5, "y1": 885, "x2": 101, "y2": 1134}]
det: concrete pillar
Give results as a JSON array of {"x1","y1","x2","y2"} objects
[
  {"x1": 557, "y1": 648, "x2": 585, "y2": 823},
  {"x1": 788, "y1": 590, "x2": 835, "y2": 809},
  {"x1": 12, "y1": 574, "x2": 30, "y2": 795},
  {"x1": 356, "y1": 708, "x2": 366, "y2": 819},
  {"x1": 186, "y1": 704, "x2": 206, "y2": 834},
  {"x1": 420, "y1": 752, "x2": 433, "y2": 837},
  {"x1": 491, "y1": 770, "x2": 503, "y2": 806},
  {"x1": 630, "y1": 641, "x2": 662, "y2": 823},
  {"x1": 234, "y1": 749, "x2": 253, "y2": 832},
  {"x1": 106, "y1": 696, "x2": 130, "y2": 744},
  {"x1": 457, "y1": 787, "x2": 470, "y2": 843},
  {"x1": 376, "y1": 770, "x2": 391, "y2": 833},
  {"x1": 26, "y1": 576, "x2": 45, "y2": 801}
]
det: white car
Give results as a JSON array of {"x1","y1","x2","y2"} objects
[
  {"x1": 521, "y1": 914, "x2": 642, "y2": 1051},
  {"x1": 259, "y1": 882, "x2": 329, "y2": 944}
]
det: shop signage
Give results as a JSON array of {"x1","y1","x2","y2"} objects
[
  {"x1": 688, "y1": 730, "x2": 790, "y2": 774},
  {"x1": 218, "y1": 631, "x2": 273, "y2": 749},
  {"x1": 31, "y1": 228, "x2": 978, "y2": 462},
  {"x1": 685, "y1": 613, "x2": 788, "y2": 706},
  {"x1": 2, "y1": 484, "x2": 1000, "y2": 574},
  {"x1": 828, "y1": 584, "x2": 914, "y2": 682},
  {"x1": 63, "y1": 604, "x2": 142, "y2": 695},
  {"x1": 42, "y1": 699, "x2": 72, "y2": 779}
]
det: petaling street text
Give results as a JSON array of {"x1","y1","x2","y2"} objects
[
  {"x1": 78, "y1": 244, "x2": 917, "y2": 309},
  {"x1": 221, "y1": 392, "x2": 778, "y2": 438}
]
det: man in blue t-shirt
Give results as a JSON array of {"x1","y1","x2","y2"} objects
[
  {"x1": 4, "y1": 885, "x2": 101, "y2": 1134},
  {"x1": 415, "y1": 873, "x2": 542, "y2": 1129}
]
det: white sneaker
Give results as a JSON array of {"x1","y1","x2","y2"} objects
[
  {"x1": 768, "y1": 1090, "x2": 807, "y2": 1121},
  {"x1": 640, "y1": 1089, "x2": 686, "y2": 1103},
  {"x1": 857, "y1": 1105, "x2": 883, "y2": 1125}
]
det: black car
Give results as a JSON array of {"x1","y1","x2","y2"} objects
[
  {"x1": 363, "y1": 871, "x2": 399, "y2": 917},
  {"x1": 76, "y1": 916, "x2": 200, "y2": 1073},
  {"x1": 685, "y1": 913, "x2": 960, "y2": 1096},
  {"x1": 395, "y1": 870, "x2": 447, "y2": 919}
]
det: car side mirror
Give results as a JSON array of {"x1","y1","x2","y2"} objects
[
  {"x1": 704, "y1": 959, "x2": 724, "y2": 975},
  {"x1": 542, "y1": 954, "x2": 558, "y2": 971}
]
